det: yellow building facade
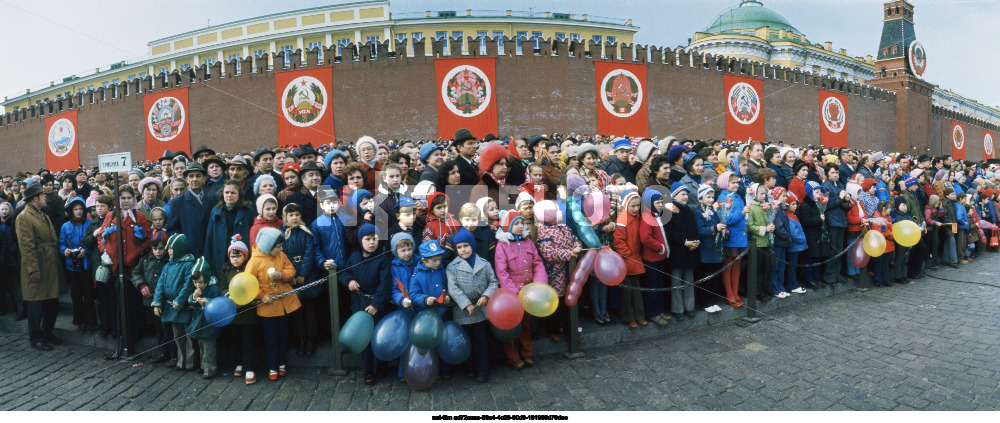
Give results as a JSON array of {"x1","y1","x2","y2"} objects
[{"x1": 2, "y1": 1, "x2": 635, "y2": 111}]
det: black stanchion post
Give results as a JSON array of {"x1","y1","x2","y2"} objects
[
  {"x1": 564, "y1": 257, "x2": 584, "y2": 360},
  {"x1": 327, "y1": 266, "x2": 346, "y2": 376},
  {"x1": 744, "y1": 240, "x2": 761, "y2": 323}
]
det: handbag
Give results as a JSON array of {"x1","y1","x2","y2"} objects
[{"x1": 991, "y1": 230, "x2": 998, "y2": 248}]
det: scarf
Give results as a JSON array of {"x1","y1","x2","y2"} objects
[
  {"x1": 535, "y1": 150, "x2": 554, "y2": 167},
  {"x1": 859, "y1": 192, "x2": 879, "y2": 217},
  {"x1": 485, "y1": 172, "x2": 506, "y2": 187},
  {"x1": 285, "y1": 224, "x2": 313, "y2": 239},
  {"x1": 464, "y1": 255, "x2": 477, "y2": 269}
]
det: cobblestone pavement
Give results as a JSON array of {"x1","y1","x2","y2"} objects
[{"x1": 3, "y1": 255, "x2": 1000, "y2": 411}]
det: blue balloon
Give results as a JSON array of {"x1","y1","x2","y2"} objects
[
  {"x1": 409, "y1": 309, "x2": 445, "y2": 352},
  {"x1": 402, "y1": 344, "x2": 439, "y2": 390},
  {"x1": 438, "y1": 321, "x2": 472, "y2": 365},
  {"x1": 340, "y1": 311, "x2": 375, "y2": 354},
  {"x1": 372, "y1": 309, "x2": 413, "y2": 361},
  {"x1": 205, "y1": 297, "x2": 236, "y2": 328}
]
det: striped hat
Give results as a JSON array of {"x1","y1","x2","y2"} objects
[
  {"x1": 150, "y1": 230, "x2": 168, "y2": 245},
  {"x1": 191, "y1": 257, "x2": 210, "y2": 277},
  {"x1": 903, "y1": 175, "x2": 919, "y2": 189},
  {"x1": 228, "y1": 234, "x2": 249, "y2": 258},
  {"x1": 166, "y1": 233, "x2": 188, "y2": 258},
  {"x1": 620, "y1": 189, "x2": 640, "y2": 211},
  {"x1": 499, "y1": 210, "x2": 523, "y2": 234},
  {"x1": 770, "y1": 186, "x2": 786, "y2": 200},
  {"x1": 698, "y1": 184, "x2": 714, "y2": 201},
  {"x1": 669, "y1": 182, "x2": 687, "y2": 198}
]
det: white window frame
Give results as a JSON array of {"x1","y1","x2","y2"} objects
[
  {"x1": 592, "y1": 35, "x2": 603, "y2": 44},
  {"x1": 337, "y1": 38, "x2": 351, "y2": 56},
  {"x1": 203, "y1": 57, "x2": 216, "y2": 66},
  {"x1": 394, "y1": 33, "x2": 407, "y2": 42},
  {"x1": 493, "y1": 31, "x2": 505, "y2": 54},
  {"x1": 570, "y1": 33, "x2": 581, "y2": 42},
  {"x1": 436, "y1": 31, "x2": 448, "y2": 49},
  {"x1": 532, "y1": 31, "x2": 543, "y2": 49},
  {"x1": 607, "y1": 36, "x2": 617, "y2": 44},
  {"x1": 555, "y1": 32, "x2": 566, "y2": 41},
  {"x1": 516, "y1": 31, "x2": 528, "y2": 54}
]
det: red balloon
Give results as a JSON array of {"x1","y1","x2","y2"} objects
[
  {"x1": 594, "y1": 250, "x2": 627, "y2": 286},
  {"x1": 583, "y1": 192, "x2": 611, "y2": 224},
  {"x1": 566, "y1": 250, "x2": 597, "y2": 306},
  {"x1": 850, "y1": 240, "x2": 870, "y2": 268},
  {"x1": 486, "y1": 288, "x2": 524, "y2": 330}
]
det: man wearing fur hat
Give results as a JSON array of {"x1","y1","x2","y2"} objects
[{"x1": 634, "y1": 139, "x2": 658, "y2": 192}]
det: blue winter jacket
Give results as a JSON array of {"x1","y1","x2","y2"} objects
[
  {"x1": 956, "y1": 203, "x2": 969, "y2": 230},
  {"x1": 693, "y1": 206, "x2": 723, "y2": 264},
  {"x1": 391, "y1": 257, "x2": 416, "y2": 306},
  {"x1": 788, "y1": 215, "x2": 807, "y2": 253},
  {"x1": 339, "y1": 250, "x2": 391, "y2": 312},
  {"x1": 311, "y1": 213, "x2": 346, "y2": 269},
  {"x1": 0, "y1": 218, "x2": 19, "y2": 270},
  {"x1": 409, "y1": 261, "x2": 449, "y2": 316},
  {"x1": 282, "y1": 225, "x2": 321, "y2": 300},
  {"x1": 718, "y1": 189, "x2": 748, "y2": 248},
  {"x1": 59, "y1": 218, "x2": 92, "y2": 271},
  {"x1": 822, "y1": 179, "x2": 848, "y2": 228},
  {"x1": 875, "y1": 180, "x2": 890, "y2": 202},
  {"x1": 186, "y1": 277, "x2": 221, "y2": 339},
  {"x1": 203, "y1": 204, "x2": 256, "y2": 279},
  {"x1": 152, "y1": 253, "x2": 196, "y2": 324}
]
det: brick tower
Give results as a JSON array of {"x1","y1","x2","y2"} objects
[{"x1": 866, "y1": 0, "x2": 935, "y2": 155}]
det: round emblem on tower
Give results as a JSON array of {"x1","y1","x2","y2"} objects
[
  {"x1": 908, "y1": 41, "x2": 926, "y2": 77},
  {"x1": 147, "y1": 97, "x2": 185, "y2": 142},
  {"x1": 985, "y1": 133, "x2": 994, "y2": 157},
  {"x1": 728, "y1": 82, "x2": 760, "y2": 125},
  {"x1": 953, "y1": 125, "x2": 965, "y2": 150},
  {"x1": 600, "y1": 69, "x2": 643, "y2": 118},
  {"x1": 281, "y1": 76, "x2": 328, "y2": 127},
  {"x1": 442, "y1": 65, "x2": 492, "y2": 117},
  {"x1": 821, "y1": 96, "x2": 846, "y2": 133},
  {"x1": 48, "y1": 118, "x2": 75, "y2": 157}
]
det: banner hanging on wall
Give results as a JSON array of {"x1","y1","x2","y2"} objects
[
  {"x1": 984, "y1": 130, "x2": 994, "y2": 160},
  {"x1": 723, "y1": 75, "x2": 765, "y2": 143},
  {"x1": 435, "y1": 57, "x2": 498, "y2": 141},
  {"x1": 951, "y1": 120, "x2": 966, "y2": 160},
  {"x1": 44, "y1": 110, "x2": 80, "y2": 171},
  {"x1": 275, "y1": 67, "x2": 335, "y2": 149},
  {"x1": 594, "y1": 61, "x2": 648, "y2": 138},
  {"x1": 143, "y1": 87, "x2": 190, "y2": 162},
  {"x1": 818, "y1": 90, "x2": 848, "y2": 148}
]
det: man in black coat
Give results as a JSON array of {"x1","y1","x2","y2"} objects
[
  {"x1": 166, "y1": 163, "x2": 213, "y2": 257},
  {"x1": 453, "y1": 128, "x2": 480, "y2": 186},
  {"x1": 285, "y1": 161, "x2": 323, "y2": 226}
]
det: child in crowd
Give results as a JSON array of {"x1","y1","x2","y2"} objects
[
  {"x1": 410, "y1": 240, "x2": 452, "y2": 376},
  {"x1": 390, "y1": 233, "x2": 416, "y2": 311},
  {"x1": 250, "y1": 194, "x2": 282, "y2": 248},
  {"x1": 313, "y1": 190, "x2": 346, "y2": 271},
  {"x1": 186, "y1": 257, "x2": 221, "y2": 379},
  {"x1": 940, "y1": 188, "x2": 959, "y2": 268},
  {"x1": 131, "y1": 230, "x2": 171, "y2": 363},
  {"x1": 956, "y1": 193, "x2": 970, "y2": 264},
  {"x1": 694, "y1": 184, "x2": 724, "y2": 312},
  {"x1": 220, "y1": 235, "x2": 258, "y2": 384},
  {"x1": 521, "y1": 164, "x2": 548, "y2": 201},
  {"x1": 152, "y1": 234, "x2": 196, "y2": 370},
  {"x1": 769, "y1": 187, "x2": 792, "y2": 298},
  {"x1": 82, "y1": 195, "x2": 111, "y2": 336},
  {"x1": 282, "y1": 203, "x2": 320, "y2": 356},
  {"x1": 746, "y1": 183, "x2": 775, "y2": 301},
  {"x1": 871, "y1": 201, "x2": 895, "y2": 287},
  {"x1": 613, "y1": 189, "x2": 647, "y2": 327},
  {"x1": 535, "y1": 199, "x2": 582, "y2": 338},
  {"x1": 495, "y1": 211, "x2": 547, "y2": 369},
  {"x1": 783, "y1": 194, "x2": 807, "y2": 294},
  {"x1": 664, "y1": 183, "x2": 700, "y2": 318},
  {"x1": 642, "y1": 187, "x2": 672, "y2": 325},
  {"x1": 149, "y1": 207, "x2": 168, "y2": 232},
  {"x1": 344, "y1": 188, "x2": 375, "y2": 253},
  {"x1": 59, "y1": 197, "x2": 94, "y2": 332},
  {"x1": 924, "y1": 194, "x2": 944, "y2": 267},
  {"x1": 476, "y1": 197, "x2": 500, "y2": 229},
  {"x1": 516, "y1": 192, "x2": 538, "y2": 242},
  {"x1": 422, "y1": 192, "x2": 461, "y2": 252},
  {"x1": 387, "y1": 196, "x2": 417, "y2": 241},
  {"x1": 339, "y1": 223, "x2": 391, "y2": 385},
  {"x1": 447, "y1": 227, "x2": 499, "y2": 383},
  {"x1": 249, "y1": 227, "x2": 300, "y2": 381},
  {"x1": 717, "y1": 172, "x2": 747, "y2": 307},
  {"x1": 458, "y1": 203, "x2": 495, "y2": 263}
]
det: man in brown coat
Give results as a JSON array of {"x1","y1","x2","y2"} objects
[{"x1": 16, "y1": 184, "x2": 64, "y2": 351}]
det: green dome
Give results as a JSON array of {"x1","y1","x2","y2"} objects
[{"x1": 705, "y1": 0, "x2": 799, "y2": 34}]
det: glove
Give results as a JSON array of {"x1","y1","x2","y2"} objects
[
  {"x1": 140, "y1": 284, "x2": 152, "y2": 298},
  {"x1": 102, "y1": 225, "x2": 117, "y2": 238},
  {"x1": 134, "y1": 226, "x2": 145, "y2": 240},
  {"x1": 101, "y1": 252, "x2": 113, "y2": 266}
]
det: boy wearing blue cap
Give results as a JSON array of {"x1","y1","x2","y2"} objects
[
  {"x1": 410, "y1": 240, "x2": 451, "y2": 311},
  {"x1": 339, "y1": 222, "x2": 391, "y2": 385}
]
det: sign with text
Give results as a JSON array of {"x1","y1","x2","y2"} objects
[{"x1": 98, "y1": 152, "x2": 133, "y2": 174}]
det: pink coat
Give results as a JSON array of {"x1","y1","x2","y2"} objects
[{"x1": 495, "y1": 238, "x2": 548, "y2": 295}]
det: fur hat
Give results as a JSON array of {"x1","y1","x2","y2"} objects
[
  {"x1": 138, "y1": 177, "x2": 161, "y2": 194},
  {"x1": 658, "y1": 136, "x2": 677, "y2": 155},
  {"x1": 256, "y1": 194, "x2": 277, "y2": 216},
  {"x1": 636, "y1": 140, "x2": 657, "y2": 163},
  {"x1": 228, "y1": 234, "x2": 249, "y2": 258},
  {"x1": 256, "y1": 227, "x2": 284, "y2": 255},
  {"x1": 253, "y1": 174, "x2": 276, "y2": 196},
  {"x1": 356, "y1": 136, "x2": 378, "y2": 155},
  {"x1": 166, "y1": 233, "x2": 189, "y2": 258},
  {"x1": 478, "y1": 143, "x2": 510, "y2": 175},
  {"x1": 576, "y1": 143, "x2": 600, "y2": 161}
]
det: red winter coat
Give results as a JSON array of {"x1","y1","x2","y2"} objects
[
  {"x1": 846, "y1": 199, "x2": 868, "y2": 233},
  {"x1": 638, "y1": 210, "x2": 668, "y2": 262},
  {"x1": 249, "y1": 216, "x2": 283, "y2": 247},
  {"x1": 613, "y1": 212, "x2": 645, "y2": 275},
  {"x1": 873, "y1": 212, "x2": 894, "y2": 253},
  {"x1": 99, "y1": 209, "x2": 151, "y2": 274}
]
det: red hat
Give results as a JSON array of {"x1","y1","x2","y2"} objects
[
  {"x1": 426, "y1": 192, "x2": 449, "y2": 209},
  {"x1": 785, "y1": 191, "x2": 799, "y2": 204},
  {"x1": 861, "y1": 178, "x2": 877, "y2": 192},
  {"x1": 478, "y1": 143, "x2": 510, "y2": 176},
  {"x1": 282, "y1": 162, "x2": 301, "y2": 175},
  {"x1": 769, "y1": 186, "x2": 786, "y2": 200},
  {"x1": 150, "y1": 230, "x2": 168, "y2": 244},
  {"x1": 499, "y1": 210, "x2": 523, "y2": 234}
]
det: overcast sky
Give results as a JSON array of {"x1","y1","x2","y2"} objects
[{"x1": 1, "y1": 0, "x2": 997, "y2": 113}]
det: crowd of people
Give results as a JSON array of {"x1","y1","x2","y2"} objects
[{"x1": 1, "y1": 129, "x2": 997, "y2": 387}]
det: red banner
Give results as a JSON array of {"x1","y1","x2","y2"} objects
[
  {"x1": 435, "y1": 58, "x2": 498, "y2": 140},
  {"x1": 276, "y1": 67, "x2": 335, "y2": 148},
  {"x1": 984, "y1": 130, "x2": 994, "y2": 160},
  {"x1": 594, "y1": 61, "x2": 648, "y2": 138},
  {"x1": 818, "y1": 90, "x2": 848, "y2": 148},
  {"x1": 44, "y1": 110, "x2": 80, "y2": 172},
  {"x1": 951, "y1": 121, "x2": 966, "y2": 160},
  {"x1": 143, "y1": 87, "x2": 190, "y2": 162},
  {"x1": 724, "y1": 75, "x2": 765, "y2": 143}
]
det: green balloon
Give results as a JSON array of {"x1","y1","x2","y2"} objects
[
  {"x1": 339, "y1": 311, "x2": 374, "y2": 354},
  {"x1": 491, "y1": 323, "x2": 521, "y2": 342},
  {"x1": 409, "y1": 309, "x2": 445, "y2": 352}
]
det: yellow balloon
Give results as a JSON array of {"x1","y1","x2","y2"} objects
[
  {"x1": 892, "y1": 220, "x2": 921, "y2": 247},
  {"x1": 518, "y1": 283, "x2": 559, "y2": 317},
  {"x1": 229, "y1": 272, "x2": 260, "y2": 306},
  {"x1": 862, "y1": 230, "x2": 886, "y2": 258}
]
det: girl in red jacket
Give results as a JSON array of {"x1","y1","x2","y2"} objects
[
  {"x1": 613, "y1": 189, "x2": 646, "y2": 328},
  {"x1": 638, "y1": 188, "x2": 670, "y2": 326},
  {"x1": 871, "y1": 201, "x2": 894, "y2": 286},
  {"x1": 845, "y1": 184, "x2": 868, "y2": 278}
]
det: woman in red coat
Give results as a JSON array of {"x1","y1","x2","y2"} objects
[{"x1": 96, "y1": 185, "x2": 151, "y2": 352}]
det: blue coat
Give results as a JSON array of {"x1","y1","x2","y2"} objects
[
  {"x1": 203, "y1": 204, "x2": 256, "y2": 279},
  {"x1": 956, "y1": 203, "x2": 969, "y2": 230},
  {"x1": 693, "y1": 206, "x2": 723, "y2": 264},
  {"x1": 719, "y1": 189, "x2": 748, "y2": 248},
  {"x1": 391, "y1": 257, "x2": 416, "y2": 306},
  {"x1": 186, "y1": 278, "x2": 221, "y2": 339},
  {"x1": 822, "y1": 179, "x2": 848, "y2": 228},
  {"x1": 409, "y1": 261, "x2": 449, "y2": 316},
  {"x1": 0, "y1": 218, "x2": 19, "y2": 270},
  {"x1": 151, "y1": 254, "x2": 196, "y2": 324},
  {"x1": 282, "y1": 225, "x2": 321, "y2": 300},
  {"x1": 59, "y1": 218, "x2": 92, "y2": 271},
  {"x1": 311, "y1": 213, "x2": 346, "y2": 269},
  {"x1": 339, "y1": 250, "x2": 392, "y2": 312},
  {"x1": 166, "y1": 190, "x2": 213, "y2": 257},
  {"x1": 771, "y1": 206, "x2": 792, "y2": 248},
  {"x1": 788, "y1": 216, "x2": 807, "y2": 253},
  {"x1": 875, "y1": 180, "x2": 890, "y2": 202},
  {"x1": 767, "y1": 163, "x2": 788, "y2": 188}
]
